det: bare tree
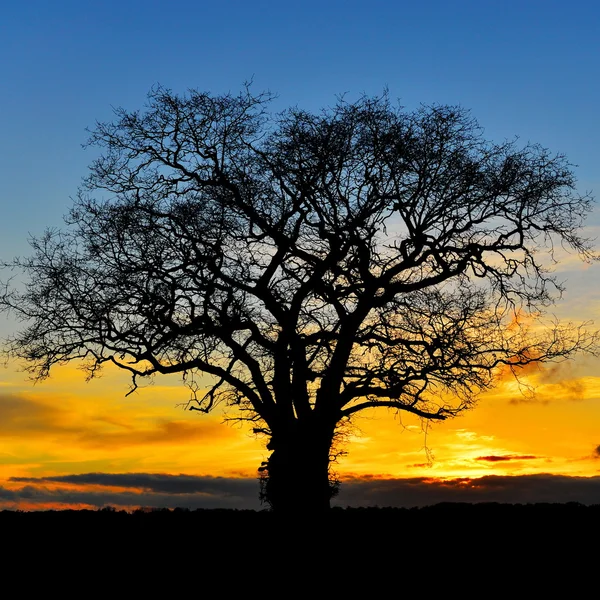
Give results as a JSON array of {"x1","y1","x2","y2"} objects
[{"x1": 1, "y1": 86, "x2": 597, "y2": 511}]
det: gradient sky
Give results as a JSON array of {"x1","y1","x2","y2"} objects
[{"x1": 1, "y1": 0, "x2": 599, "y2": 510}]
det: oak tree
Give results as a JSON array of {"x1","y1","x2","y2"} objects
[{"x1": 2, "y1": 86, "x2": 596, "y2": 511}]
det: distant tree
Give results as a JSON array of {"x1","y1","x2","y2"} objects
[{"x1": 1, "y1": 86, "x2": 597, "y2": 511}]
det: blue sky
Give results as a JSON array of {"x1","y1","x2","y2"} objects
[
  {"x1": 1, "y1": 0, "x2": 598, "y2": 327},
  {"x1": 1, "y1": 1, "x2": 598, "y2": 258},
  {"x1": 1, "y1": 0, "x2": 598, "y2": 335}
]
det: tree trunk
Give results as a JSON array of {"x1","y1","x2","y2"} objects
[{"x1": 260, "y1": 421, "x2": 338, "y2": 512}]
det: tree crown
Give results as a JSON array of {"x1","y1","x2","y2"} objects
[{"x1": 2, "y1": 85, "x2": 597, "y2": 435}]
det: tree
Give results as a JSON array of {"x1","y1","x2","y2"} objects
[{"x1": 1, "y1": 86, "x2": 597, "y2": 511}]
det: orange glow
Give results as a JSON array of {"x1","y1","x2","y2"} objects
[{"x1": 1, "y1": 257, "x2": 600, "y2": 510}]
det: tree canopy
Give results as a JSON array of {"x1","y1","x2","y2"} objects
[{"x1": 1, "y1": 86, "x2": 597, "y2": 510}]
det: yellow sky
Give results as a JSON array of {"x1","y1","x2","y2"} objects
[
  {"x1": 1, "y1": 343, "x2": 599, "y2": 488},
  {"x1": 1, "y1": 252, "x2": 599, "y2": 509}
]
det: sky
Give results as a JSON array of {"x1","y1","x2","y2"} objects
[{"x1": 1, "y1": 0, "x2": 600, "y2": 510}]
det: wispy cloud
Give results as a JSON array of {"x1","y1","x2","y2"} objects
[
  {"x1": 0, "y1": 392, "x2": 235, "y2": 448},
  {"x1": 75, "y1": 420, "x2": 236, "y2": 449},
  {"x1": 0, "y1": 393, "x2": 69, "y2": 435}
]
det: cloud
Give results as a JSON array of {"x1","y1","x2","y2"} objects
[
  {"x1": 475, "y1": 455, "x2": 538, "y2": 462},
  {"x1": 75, "y1": 420, "x2": 235, "y2": 449},
  {"x1": 0, "y1": 487, "x2": 19, "y2": 501},
  {"x1": 593, "y1": 445, "x2": 600, "y2": 459},
  {"x1": 10, "y1": 473, "x2": 255, "y2": 495},
  {"x1": 0, "y1": 391, "x2": 234, "y2": 448},
  {"x1": 3, "y1": 472, "x2": 600, "y2": 510},
  {"x1": 508, "y1": 396, "x2": 549, "y2": 405},
  {"x1": 0, "y1": 393, "x2": 69, "y2": 435},
  {"x1": 3, "y1": 474, "x2": 262, "y2": 510},
  {"x1": 0, "y1": 484, "x2": 260, "y2": 510},
  {"x1": 454, "y1": 429, "x2": 494, "y2": 442},
  {"x1": 505, "y1": 360, "x2": 595, "y2": 404},
  {"x1": 336, "y1": 473, "x2": 600, "y2": 507}
]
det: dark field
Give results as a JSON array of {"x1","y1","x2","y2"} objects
[
  {"x1": 5, "y1": 502, "x2": 599, "y2": 541},
  {"x1": 4, "y1": 504, "x2": 597, "y2": 585}
]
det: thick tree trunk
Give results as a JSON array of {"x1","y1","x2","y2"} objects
[{"x1": 260, "y1": 422, "x2": 338, "y2": 512}]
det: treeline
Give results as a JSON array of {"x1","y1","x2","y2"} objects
[
  {"x1": 3, "y1": 504, "x2": 598, "y2": 567},
  {"x1": 3, "y1": 501, "x2": 599, "y2": 527}
]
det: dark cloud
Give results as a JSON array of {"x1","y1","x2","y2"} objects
[
  {"x1": 593, "y1": 445, "x2": 600, "y2": 459},
  {"x1": 475, "y1": 455, "x2": 538, "y2": 462},
  {"x1": 0, "y1": 486, "x2": 19, "y2": 500},
  {"x1": 3, "y1": 472, "x2": 600, "y2": 510},
  {"x1": 0, "y1": 484, "x2": 260, "y2": 510},
  {"x1": 2, "y1": 474, "x2": 262, "y2": 510},
  {"x1": 336, "y1": 473, "x2": 600, "y2": 507},
  {"x1": 11, "y1": 473, "x2": 257, "y2": 496}
]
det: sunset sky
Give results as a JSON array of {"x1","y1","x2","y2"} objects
[{"x1": 1, "y1": 0, "x2": 599, "y2": 510}]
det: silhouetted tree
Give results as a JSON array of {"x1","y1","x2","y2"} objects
[{"x1": 1, "y1": 86, "x2": 597, "y2": 511}]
